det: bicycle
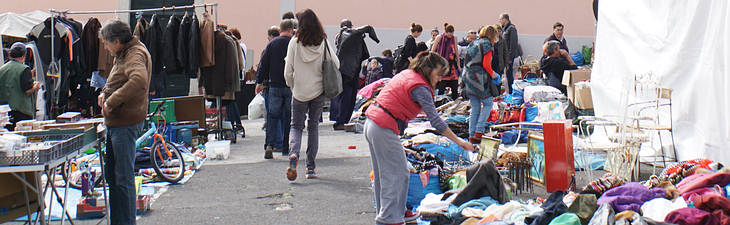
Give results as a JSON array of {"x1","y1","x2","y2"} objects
[{"x1": 138, "y1": 99, "x2": 186, "y2": 183}]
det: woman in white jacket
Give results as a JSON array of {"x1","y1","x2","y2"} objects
[{"x1": 284, "y1": 8, "x2": 339, "y2": 181}]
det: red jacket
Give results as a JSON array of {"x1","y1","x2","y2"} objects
[{"x1": 365, "y1": 69, "x2": 433, "y2": 134}]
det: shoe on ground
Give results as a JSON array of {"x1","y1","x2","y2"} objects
[
  {"x1": 305, "y1": 169, "x2": 318, "y2": 179},
  {"x1": 404, "y1": 210, "x2": 420, "y2": 222},
  {"x1": 333, "y1": 124, "x2": 345, "y2": 131},
  {"x1": 272, "y1": 147, "x2": 282, "y2": 153},
  {"x1": 264, "y1": 146, "x2": 273, "y2": 159},
  {"x1": 286, "y1": 155, "x2": 298, "y2": 181}
]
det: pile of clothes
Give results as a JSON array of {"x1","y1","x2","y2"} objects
[{"x1": 412, "y1": 159, "x2": 730, "y2": 225}]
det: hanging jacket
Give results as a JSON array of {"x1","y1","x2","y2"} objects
[
  {"x1": 201, "y1": 31, "x2": 235, "y2": 96},
  {"x1": 335, "y1": 25, "x2": 379, "y2": 81},
  {"x1": 365, "y1": 70, "x2": 432, "y2": 134},
  {"x1": 145, "y1": 14, "x2": 164, "y2": 74},
  {"x1": 133, "y1": 17, "x2": 149, "y2": 46},
  {"x1": 163, "y1": 15, "x2": 182, "y2": 72},
  {"x1": 227, "y1": 35, "x2": 242, "y2": 93},
  {"x1": 199, "y1": 12, "x2": 215, "y2": 67},
  {"x1": 187, "y1": 14, "x2": 200, "y2": 77},
  {"x1": 27, "y1": 17, "x2": 67, "y2": 66},
  {"x1": 176, "y1": 13, "x2": 191, "y2": 72},
  {"x1": 82, "y1": 17, "x2": 101, "y2": 73}
]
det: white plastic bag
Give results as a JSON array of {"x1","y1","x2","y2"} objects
[
  {"x1": 247, "y1": 93, "x2": 265, "y2": 120},
  {"x1": 205, "y1": 140, "x2": 230, "y2": 160}
]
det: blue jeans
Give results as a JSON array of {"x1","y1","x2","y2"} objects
[
  {"x1": 105, "y1": 122, "x2": 143, "y2": 225},
  {"x1": 469, "y1": 96, "x2": 493, "y2": 136},
  {"x1": 266, "y1": 86, "x2": 292, "y2": 150}
]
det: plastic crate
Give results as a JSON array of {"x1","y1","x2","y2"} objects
[
  {"x1": 149, "y1": 100, "x2": 176, "y2": 123},
  {"x1": 0, "y1": 133, "x2": 84, "y2": 166}
]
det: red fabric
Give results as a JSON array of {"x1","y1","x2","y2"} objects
[
  {"x1": 665, "y1": 207, "x2": 720, "y2": 225},
  {"x1": 365, "y1": 69, "x2": 433, "y2": 134},
  {"x1": 488, "y1": 109, "x2": 499, "y2": 122},
  {"x1": 482, "y1": 50, "x2": 494, "y2": 76},
  {"x1": 677, "y1": 173, "x2": 730, "y2": 194},
  {"x1": 692, "y1": 193, "x2": 730, "y2": 216}
]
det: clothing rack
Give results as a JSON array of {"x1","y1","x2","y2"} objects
[
  {"x1": 47, "y1": 3, "x2": 225, "y2": 140},
  {"x1": 44, "y1": 4, "x2": 220, "y2": 225}
]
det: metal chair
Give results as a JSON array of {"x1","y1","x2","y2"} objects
[{"x1": 628, "y1": 87, "x2": 677, "y2": 175}]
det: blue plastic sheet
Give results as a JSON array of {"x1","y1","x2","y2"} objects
[
  {"x1": 415, "y1": 141, "x2": 471, "y2": 163},
  {"x1": 406, "y1": 173, "x2": 442, "y2": 210},
  {"x1": 525, "y1": 104, "x2": 539, "y2": 122},
  {"x1": 573, "y1": 150, "x2": 606, "y2": 171},
  {"x1": 501, "y1": 130, "x2": 529, "y2": 145}
]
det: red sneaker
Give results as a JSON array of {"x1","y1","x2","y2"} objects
[
  {"x1": 405, "y1": 210, "x2": 420, "y2": 222},
  {"x1": 286, "y1": 155, "x2": 298, "y2": 181}
]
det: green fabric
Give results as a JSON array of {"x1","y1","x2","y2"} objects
[
  {"x1": 0, "y1": 60, "x2": 33, "y2": 116},
  {"x1": 549, "y1": 212, "x2": 582, "y2": 225},
  {"x1": 567, "y1": 194, "x2": 598, "y2": 225},
  {"x1": 582, "y1": 46, "x2": 593, "y2": 64}
]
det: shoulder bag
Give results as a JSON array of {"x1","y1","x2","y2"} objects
[{"x1": 322, "y1": 41, "x2": 343, "y2": 98}]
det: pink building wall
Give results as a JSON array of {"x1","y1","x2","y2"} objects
[{"x1": 3, "y1": 0, "x2": 596, "y2": 66}]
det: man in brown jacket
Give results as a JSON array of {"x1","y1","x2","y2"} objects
[{"x1": 96, "y1": 20, "x2": 151, "y2": 225}]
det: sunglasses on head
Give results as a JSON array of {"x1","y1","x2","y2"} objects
[{"x1": 469, "y1": 32, "x2": 477, "y2": 34}]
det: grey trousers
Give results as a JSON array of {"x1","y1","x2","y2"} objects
[
  {"x1": 364, "y1": 119, "x2": 409, "y2": 225},
  {"x1": 289, "y1": 94, "x2": 325, "y2": 170}
]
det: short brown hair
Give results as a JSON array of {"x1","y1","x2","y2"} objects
[
  {"x1": 410, "y1": 23, "x2": 423, "y2": 33},
  {"x1": 295, "y1": 9, "x2": 326, "y2": 46},
  {"x1": 553, "y1": 22, "x2": 564, "y2": 29},
  {"x1": 280, "y1": 19, "x2": 295, "y2": 32},
  {"x1": 410, "y1": 51, "x2": 449, "y2": 83},
  {"x1": 229, "y1": 28, "x2": 242, "y2": 40},
  {"x1": 382, "y1": 49, "x2": 392, "y2": 57},
  {"x1": 282, "y1": 11, "x2": 295, "y2": 20},
  {"x1": 443, "y1": 23, "x2": 454, "y2": 33}
]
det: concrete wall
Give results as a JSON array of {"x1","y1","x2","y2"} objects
[{"x1": 2, "y1": 0, "x2": 596, "y2": 65}]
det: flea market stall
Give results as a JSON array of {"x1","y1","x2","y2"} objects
[
  {"x1": 341, "y1": 1, "x2": 730, "y2": 222},
  {"x1": 0, "y1": 3, "x2": 242, "y2": 224}
]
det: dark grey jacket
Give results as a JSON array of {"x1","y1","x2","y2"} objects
[
  {"x1": 335, "y1": 25, "x2": 379, "y2": 81},
  {"x1": 501, "y1": 23, "x2": 519, "y2": 63}
]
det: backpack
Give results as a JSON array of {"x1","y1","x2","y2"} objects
[{"x1": 393, "y1": 44, "x2": 406, "y2": 71}]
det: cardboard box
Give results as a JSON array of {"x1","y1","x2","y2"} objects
[
  {"x1": 574, "y1": 85, "x2": 594, "y2": 109},
  {"x1": 0, "y1": 173, "x2": 38, "y2": 223},
  {"x1": 562, "y1": 69, "x2": 592, "y2": 107}
]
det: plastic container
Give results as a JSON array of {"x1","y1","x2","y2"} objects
[
  {"x1": 205, "y1": 140, "x2": 230, "y2": 160},
  {"x1": 176, "y1": 128, "x2": 193, "y2": 146}
]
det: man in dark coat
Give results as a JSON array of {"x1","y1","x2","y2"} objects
[
  {"x1": 499, "y1": 13, "x2": 519, "y2": 94},
  {"x1": 330, "y1": 19, "x2": 379, "y2": 130}
]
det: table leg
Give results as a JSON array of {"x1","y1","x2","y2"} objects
[
  {"x1": 46, "y1": 167, "x2": 56, "y2": 223},
  {"x1": 20, "y1": 173, "x2": 33, "y2": 225},
  {"x1": 98, "y1": 140, "x2": 110, "y2": 225},
  {"x1": 35, "y1": 171, "x2": 45, "y2": 225}
]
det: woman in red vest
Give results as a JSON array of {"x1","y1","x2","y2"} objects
[{"x1": 364, "y1": 51, "x2": 475, "y2": 225}]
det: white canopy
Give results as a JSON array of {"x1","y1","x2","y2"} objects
[{"x1": 0, "y1": 10, "x2": 49, "y2": 39}]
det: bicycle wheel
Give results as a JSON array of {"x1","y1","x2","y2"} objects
[
  {"x1": 61, "y1": 158, "x2": 103, "y2": 190},
  {"x1": 150, "y1": 140, "x2": 186, "y2": 183}
]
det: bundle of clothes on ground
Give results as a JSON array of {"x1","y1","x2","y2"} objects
[{"x1": 413, "y1": 158, "x2": 730, "y2": 225}]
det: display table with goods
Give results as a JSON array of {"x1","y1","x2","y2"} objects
[{"x1": 0, "y1": 125, "x2": 105, "y2": 225}]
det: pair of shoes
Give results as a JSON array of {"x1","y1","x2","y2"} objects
[
  {"x1": 404, "y1": 210, "x2": 420, "y2": 222},
  {"x1": 286, "y1": 155, "x2": 298, "y2": 181},
  {"x1": 264, "y1": 146, "x2": 273, "y2": 159},
  {"x1": 305, "y1": 169, "x2": 318, "y2": 179}
]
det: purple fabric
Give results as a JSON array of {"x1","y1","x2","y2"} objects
[
  {"x1": 596, "y1": 182, "x2": 666, "y2": 212},
  {"x1": 436, "y1": 34, "x2": 455, "y2": 61},
  {"x1": 665, "y1": 207, "x2": 720, "y2": 225}
]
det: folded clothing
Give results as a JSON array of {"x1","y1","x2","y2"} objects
[
  {"x1": 640, "y1": 197, "x2": 687, "y2": 222},
  {"x1": 676, "y1": 172, "x2": 730, "y2": 194}
]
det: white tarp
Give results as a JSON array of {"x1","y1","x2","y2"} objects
[
  {"x1": 0, "y1": 10, "x2": 49, "y2": 38},
  {"x1": 592, "y1": 0, "x2": 730, "y2": 164}
]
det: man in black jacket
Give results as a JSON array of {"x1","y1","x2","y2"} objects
[
  {"x1": 499, "y1": 13, "x2": 519, "y2": 93},
  {"x1": 544, "y1": 22, "x2": 569, "y2": 54},
  {"x1": 331, "y1": 19, "x2": 379, "y2": 130},
  {"x1": 256, "y1": 20, "x2": 294, "y2": 159},
  {"x1": 540, "y1": 41, "x2": 577, "y2": 95}
]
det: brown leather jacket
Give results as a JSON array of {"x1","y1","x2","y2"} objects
[{"x1": 102, "y1": 37, "x2": 152, "y2": 127}]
